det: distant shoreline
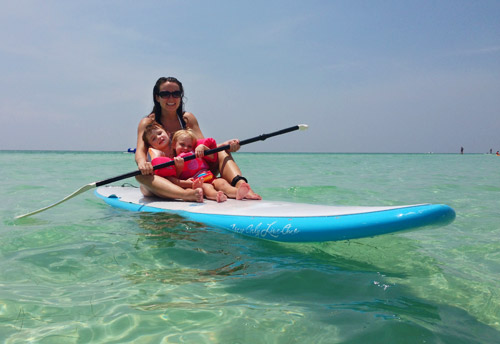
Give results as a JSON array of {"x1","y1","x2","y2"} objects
[{"x1": 0, "y1": 150, "x2": 495, "y2": 155}]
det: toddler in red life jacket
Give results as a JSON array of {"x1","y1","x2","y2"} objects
[
  {"x1": 142, "y1": 122, "x2": 184, "y2": 182},
  {"x1": 171, "y1": 129, "x2": 250, "y2": 202}
]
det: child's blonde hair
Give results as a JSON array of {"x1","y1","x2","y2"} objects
[{"x1": 172, "y1": 129, "x2": 198, "y2": 148}]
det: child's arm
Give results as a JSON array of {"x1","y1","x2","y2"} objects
[
  {"x1": 166, "y1": 176, "x2": 197, "y2": 189},
  {"x1": 169, "y1": 156, "x2": 198, "y2": 189},
  {"x1": 173, "y1": 156, "x2": 184, "y2": 177},
  {"x1": 196, "y1": 137, "x2": 218, "y2": 162},
  {"x1": 195, "y1": 144, "x2": 209, "y2": 158}
]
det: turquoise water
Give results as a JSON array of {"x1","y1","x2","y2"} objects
[{"x1": 1, "y1": 151, "x2": 499, "y2": 343}]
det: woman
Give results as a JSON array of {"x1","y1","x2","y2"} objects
[{"x1": 135, "y1": 77, "x2": 261, "y2": 201}]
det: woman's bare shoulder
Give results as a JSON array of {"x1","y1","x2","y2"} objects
[
  {"x1": 138, "y1": 114, "x2": 155, "y2": 128},
  {"x1": 183, "y1": 111, "x2": 197, "y2": 121},
  {"x1": 183, "y1": 112, "x2": 200, "y2": 128},
  {"x1": 183, "y1": 112, "x2": 204, "y2": 138}
]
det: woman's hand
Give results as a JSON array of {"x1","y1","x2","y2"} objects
[
  {"x1": 138, "y1": 160, "x2": 153, "y2": 175},
  {"x1": 226, "y1": 139, "x2": 240, "y2": 153}
]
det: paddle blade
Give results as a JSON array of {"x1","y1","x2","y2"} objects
[{"x1": 15, "y1": 183, "x2": 96, "y2": 219}]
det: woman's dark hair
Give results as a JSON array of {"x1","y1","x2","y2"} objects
[{"x1": 151, "y1": 77, "x2": 186, "y2": 128}]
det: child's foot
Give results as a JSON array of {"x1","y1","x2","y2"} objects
[
  {"x1": 216, "y1": 191, "x2": 228, "y2": 203},
  {"x1": 236, "y1": 182, "x2": 251, "y2": 200},
  {"x1": 193, "y1": 188, "x2": 204, "y2": 203}
]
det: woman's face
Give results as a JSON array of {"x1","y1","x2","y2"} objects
[{"x1": 156, "y1": 81, "x2": 182, "y2": 112}]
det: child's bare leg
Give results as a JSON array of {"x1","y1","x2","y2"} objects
[{"x1": 202, "y1": 183, "x2": 227, "y2": 203}]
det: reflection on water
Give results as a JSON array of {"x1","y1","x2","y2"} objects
[
  {"x1": 126, "y1": 213, "x2": 252, "y2": 285},
  {"x1": 2, "y1": 152, "x2": 500, "y2": 342}
]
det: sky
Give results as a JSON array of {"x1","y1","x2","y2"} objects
[{"x1": 0, "y1": 0, "x2": 499, "y2": 153}]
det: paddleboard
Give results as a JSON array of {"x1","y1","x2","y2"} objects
[{"x1": 94, "y1": 186, "x2": 455, "y2": 242}]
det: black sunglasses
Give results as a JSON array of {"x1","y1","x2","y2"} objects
[{"x1": 158, "y1": 90, "x2": 182, "y2": 99}]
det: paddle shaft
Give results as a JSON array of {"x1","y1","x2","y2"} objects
[{"x1": 95, "y1": 124, "x2": 304, "y2": 187}]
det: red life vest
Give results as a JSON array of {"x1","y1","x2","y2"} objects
[{"x1": 150, "y1": 137, "x2": 218, "y2": 179}]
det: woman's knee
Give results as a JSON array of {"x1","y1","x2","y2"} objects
[{"x1": 140, "y1": 185, "x2": 155, "y2": 197}]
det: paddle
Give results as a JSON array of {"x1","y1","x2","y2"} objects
[{"x1": 16, "y1": 124, "x2": 309, "y2": 219}]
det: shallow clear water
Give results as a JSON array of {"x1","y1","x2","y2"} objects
[{"x1": 1, "y1": 151, "x2": 499, "y2": 343}]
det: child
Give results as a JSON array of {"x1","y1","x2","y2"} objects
[
  {"x1": 171, "y1": 129, "x2": 250, "y2": 202},
  {"x1": 142, "y1": 122, "x2": 204, "y2": 200}
]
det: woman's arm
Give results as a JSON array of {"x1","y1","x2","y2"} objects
[
  {"x1": 183, "y1": 112, "x2": 204, "y2": 139},
  {"x1": 135, "y1": 116, "x2": 154, "y2": 175}
]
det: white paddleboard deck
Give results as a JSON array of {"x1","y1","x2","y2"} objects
[{"x1": 95, "y1": 186, "x2": 455, "y2": 242}]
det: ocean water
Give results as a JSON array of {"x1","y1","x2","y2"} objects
[{"x1": 1, "y1": 151, "x2": 499, "y2": 343}]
